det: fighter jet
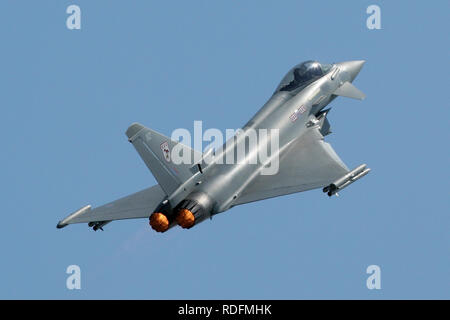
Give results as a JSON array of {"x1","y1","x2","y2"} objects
[{"x1": 57, "y1": 60, "x2": 370, "y2": 232}]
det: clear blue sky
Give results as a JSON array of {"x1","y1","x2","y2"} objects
[{"x1": 0, "y1": 1, "x2": 448, "y2": 299}]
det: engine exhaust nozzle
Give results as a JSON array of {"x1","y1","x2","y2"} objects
[
  {"x1": 149, "y1": 212, "x2": 169, "y2": 232},
  {"x1": 175, "y1": 192, "x2": 213, "y2": 229},
  {"x1": 176, "y1": 208, "x2": 195, "y2": 229}
]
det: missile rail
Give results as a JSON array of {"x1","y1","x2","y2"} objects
[{"x1": 323, "y1": 164, "x2": 371, "y2": 197}]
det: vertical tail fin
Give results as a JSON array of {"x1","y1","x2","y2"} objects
[{"x1": 126, "y1": 123, "x2": 202, "y2": 195}]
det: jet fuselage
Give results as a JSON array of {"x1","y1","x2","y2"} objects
[{"x1": 169, "y1": 60, "x2": 365, "y2": 228}]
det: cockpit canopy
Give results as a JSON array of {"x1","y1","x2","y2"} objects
[{"x1": 275, "y1": 61, "x2": 332, "y2": 94}]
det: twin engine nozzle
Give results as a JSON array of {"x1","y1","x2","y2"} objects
[{"x1": 149, "y1": 192, "x2": 213, "y2": 232}]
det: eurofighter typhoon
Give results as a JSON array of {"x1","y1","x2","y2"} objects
[{"x1": 57, "y1": 60, "x2": 370, "y2": 232}]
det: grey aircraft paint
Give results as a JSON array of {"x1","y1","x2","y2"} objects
[{"x1": 57, "y1": 60, "x2": 370, "y2": 232}]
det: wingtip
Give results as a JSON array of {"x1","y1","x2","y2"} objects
[
  {"x1": 56, "y1": 221, "x2": 67, "y2": 229},
  {"x1": 57, "y1": 205, "x2": 92, "y2": 229}
]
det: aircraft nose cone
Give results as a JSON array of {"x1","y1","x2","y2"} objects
[{"x1": 341, "y1": 60, "x2": 365, "y2": 82}]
